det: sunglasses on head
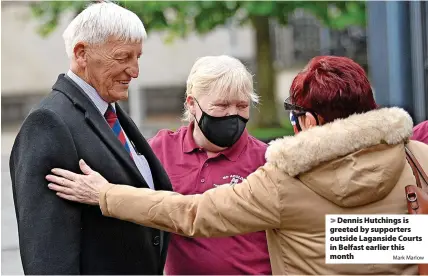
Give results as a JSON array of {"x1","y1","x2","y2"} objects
[
  {"x1": 283, "y1": 96, "x2": 320, "y2": 129},
  {"x1": 283, "y1": 96, "x2": 309, "y2": 113}
]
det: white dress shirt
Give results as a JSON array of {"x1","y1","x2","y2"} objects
[{"x1": 67, "y1": 70, "x2": 155, "y2": 190}]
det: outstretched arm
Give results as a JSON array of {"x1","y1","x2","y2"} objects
[{"x1": 47, "y1": 160, "x2": 281, "y2": 237}]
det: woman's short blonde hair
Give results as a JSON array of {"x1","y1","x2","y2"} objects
[{"x1": 182, "y1": 55, "x2": 259, "y2": 122}]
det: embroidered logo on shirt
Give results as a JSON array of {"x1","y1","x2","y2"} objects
[{"x1": 214, "y1": 174, "x2": 244, "y2": 187}]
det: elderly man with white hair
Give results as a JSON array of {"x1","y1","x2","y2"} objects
[{"x1": 9, "y1": 2, "x2": 172, "y2": 274}]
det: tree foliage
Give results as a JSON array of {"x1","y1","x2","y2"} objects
[
  {"x1": 30, "y1": 0, "x2": 366, "y2": 128},
  {"x1": 30, "y1": 1, "x2": 366, "y2": 38}
]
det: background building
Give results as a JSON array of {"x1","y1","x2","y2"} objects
[{"x1": 367, "y1": 1, "x2": 428, "y2": 123}]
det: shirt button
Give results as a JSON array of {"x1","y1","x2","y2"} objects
[
  {"x1": 204, "y1": 163, "x2": 208, "y2": 168},
  {"x1": 153, "y1": 235, "x2": 160, "y2": 246},
  {"x1": 201, "y1": 179, "x2": 205, "y2": 183}
]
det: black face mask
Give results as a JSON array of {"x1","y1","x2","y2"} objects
[{"x1": 194, "y1": 100, "x2": 248, "y2": 148}]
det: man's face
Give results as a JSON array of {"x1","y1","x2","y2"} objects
[{"x1": 80, "y1": 38, "x2": 142, "y2": 103}]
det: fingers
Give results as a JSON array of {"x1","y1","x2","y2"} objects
[
  {"x1": 47, "y1": 183, "x2": 75, "y2": 195},
  {"x1": 56, "y1": 192, "x2": 79, "y2": 202},
  {"x1": 46, "y1": 174, "x2": 75, "y2": 188},
  {"x1": 79, "y1": 159, "x2": 93, "y2": 175},
  {"x1": 51, "y1": 168, "x2": 78, "y2": 181}
]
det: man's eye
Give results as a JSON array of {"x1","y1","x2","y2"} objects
[{"x1": 116, "y1": 56, "x2": 128, "y2": 61}]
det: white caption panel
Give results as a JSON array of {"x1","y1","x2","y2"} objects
[{"x1": 326, "y1": 215, "x2": 428, "y2": 264}]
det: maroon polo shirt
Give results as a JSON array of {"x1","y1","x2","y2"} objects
[
  {"x1": 149, "y1": 122, "x2": 272, "y2": 275},
  {"x1": 411, "y1": 121, "x2": 428, "y2": 144}
]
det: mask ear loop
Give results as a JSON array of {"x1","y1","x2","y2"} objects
[
  {"x1": 193, "y1": 97, "x2": 201, "y2": 109},
  {"x1": 310, "y1": 111, "x2": 320, "y2": 126},
  {"x1": 192, "y1": 97, "x2": 203, "y2": 125},
  {"x1": 290, "y1": 111, "x2": 302, "y2": 132},
  {"x1": 290, "y1": 110, "x2": 320, "y2": 131}
]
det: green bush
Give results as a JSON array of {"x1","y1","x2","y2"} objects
[{"x1": 248, "y1": 120, "x2": 294, "y2": 141}]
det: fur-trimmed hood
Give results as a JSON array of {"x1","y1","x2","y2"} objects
[{"x1": 266, "y1": 107, "x2": 414, "y2": 207}]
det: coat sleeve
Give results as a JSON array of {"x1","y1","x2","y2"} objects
[
  {"x1": 99, "y1": 164, "x2": 281, "y2": 237},
  {"x1": 10, "y1": 108, "x2": 82, "y2": 274}
]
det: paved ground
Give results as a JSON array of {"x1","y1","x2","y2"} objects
[{"x1": 2, "y1": 130, "x2": 24, "y2": 275}]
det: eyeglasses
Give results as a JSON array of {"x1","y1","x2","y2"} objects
[
  {"x1": 283, "y1": 96, "x2": 307, "y2": 113},
  {"x1": 283, "y1": 96, "x2": 320, "y2": 125}
]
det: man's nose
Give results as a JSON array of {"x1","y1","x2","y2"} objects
[{"x1": 126, "y1": 59, "x2": 139, "y2": 78}]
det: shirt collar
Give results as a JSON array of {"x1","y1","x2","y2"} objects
[
  {"x1": 66, "y1": 70, "x2": 115, "y2": 115},
  {"x1": 182, "y1": 121, "x2": 249, "y2": 161}
]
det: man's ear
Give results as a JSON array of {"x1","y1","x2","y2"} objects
[{"x1": 73, "y1": 42, "x2": 88, "y2": 68}]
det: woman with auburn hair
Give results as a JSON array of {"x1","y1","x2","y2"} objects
[{"x1": 46, "y1": 56, "x2": 427, "y2": 275}]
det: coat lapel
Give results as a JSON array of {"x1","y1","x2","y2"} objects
[
  {"x1": 116, "y1": 104, "x2": 173, "y2": 192},
  {"x1": 116, "y1": 103, "x2": 173, "y2": 259},
  {"x1": 52, "y1": 74, "x2": 148, "y2": 188}
]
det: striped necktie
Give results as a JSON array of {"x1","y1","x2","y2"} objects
[{"x1": 104, "y1": 104, "x2": 133, "y2": 159}]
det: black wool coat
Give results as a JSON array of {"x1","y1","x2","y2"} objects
[{"x1": 10, "y1": 74, "x2": 173, "y2": 275}]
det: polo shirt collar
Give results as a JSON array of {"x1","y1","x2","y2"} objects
[
  {"x1": 182, "y1": 122, "x2": 201, "y2": 153},
  {"x1": 182, "y1": 121, "x2": 249, "y2": 161}
]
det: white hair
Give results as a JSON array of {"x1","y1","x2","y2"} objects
[
  {"x1": 183, "y1": 55, "x2": 259, "y2": 122},
  {"x1": 62, "y1": 2, "x2": 147, "y2": 58}
]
